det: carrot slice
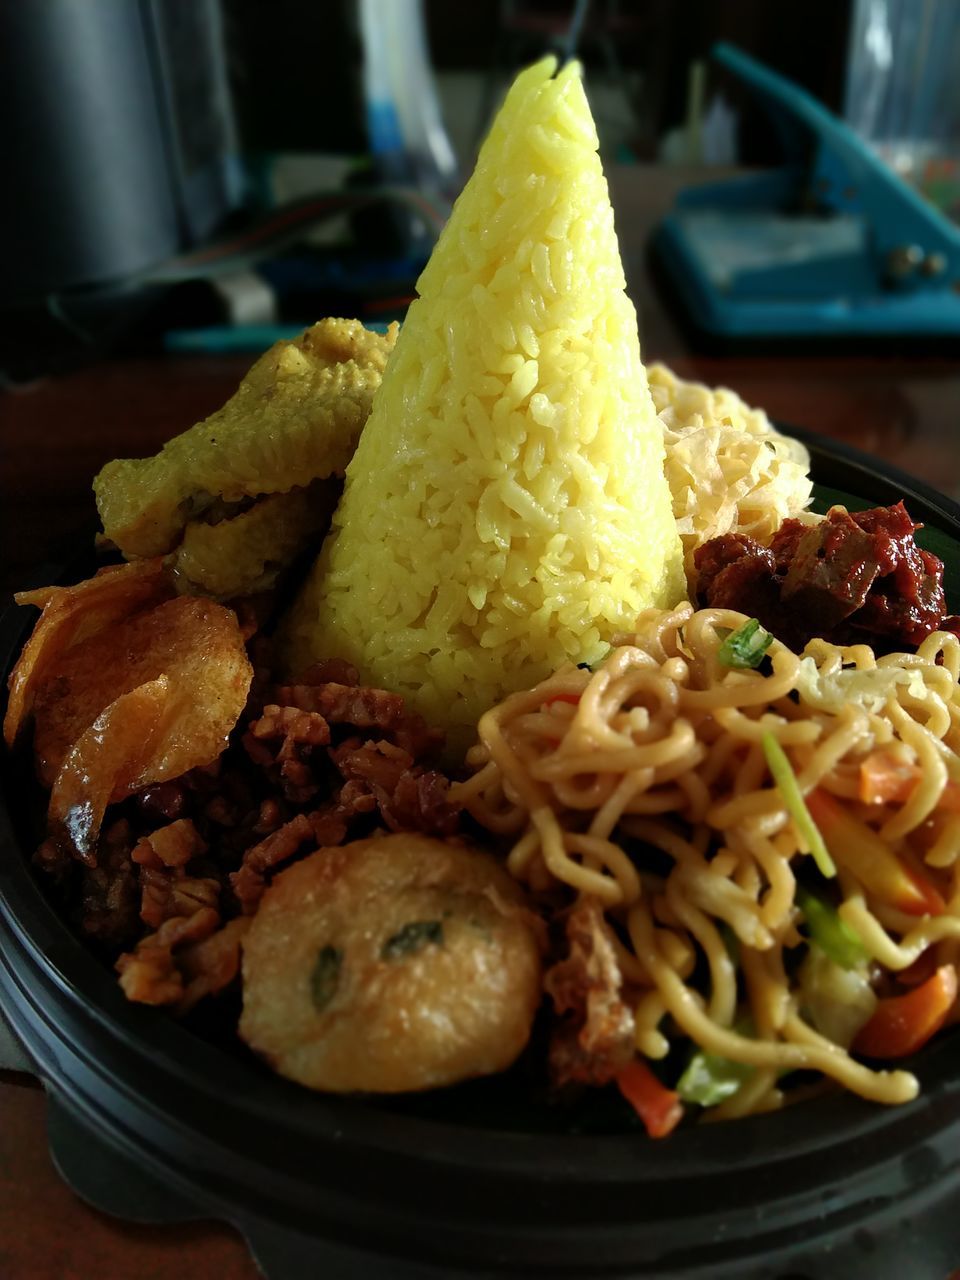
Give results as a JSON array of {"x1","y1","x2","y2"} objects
[
  {"x1": 616, "y1": 1059, "x2": 684, "y2": 1139},
  {"x1": 805, "y1": 790, "x2": 945, "y2": 917},
  {"x1": 859, "y1": 753, "x2": 960, "y2": 814},
  {"x1": 859, "y1": 753, "x2": 921, "y2": 806},
  {"x1": 853, "y1": 965, "x2": 958, "y2": 1059}
]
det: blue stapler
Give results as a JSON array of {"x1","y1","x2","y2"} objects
[{"x1": 654, "y1": 42, "x2": 960, "y2": 340}]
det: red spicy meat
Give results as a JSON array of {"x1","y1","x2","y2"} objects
[
  {"x1": 779, "y1": 511, "x2": 884, "y2": 631},
  {"x1": 695, "y1": 502, "x2": 956, "y2": 653},
  {"x1": 691, "y1": 534, "x2": 780, "y2": 625}
]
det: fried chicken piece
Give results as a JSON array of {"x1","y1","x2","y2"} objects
[
  {"x1": 170, "y1": 479, "x2": 339, "y2": 599},
  {"x1": 94, "y1": 318, "x2": 398, "y2": 561}
]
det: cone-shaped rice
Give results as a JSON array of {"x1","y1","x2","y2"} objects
[{"x1": 281, "y1": 57, "x2": 685, "y2": 734}]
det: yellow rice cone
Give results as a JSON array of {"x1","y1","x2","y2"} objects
[{"x1": 281, "y1": 57, "x2": 685, "y2": 736}]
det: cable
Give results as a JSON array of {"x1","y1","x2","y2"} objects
[
  {"x1": 141, "y1": 187, "x2": 448, "y2": 285},
  {"x1": 45, "y1": 293, "x2": 96, "y2": 345},
  {"x1": 561, "y1": 0, "x2": 591, "y2": 64}
]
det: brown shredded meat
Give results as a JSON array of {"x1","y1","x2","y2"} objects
[
  {"x1": 230, "y1": 811, "x2": 324, "y2": 912},
  {"x1": 116, "y1": 906, "x2": 220, "y2": 1005},
  {"x1": 132, "y1": 818, "x2": 207, "y2": 869},
  {"x1": 71, "y1": 819, "x2": 141, "y2": 949},
  {"x1": 139, "y1": 867, "x2": 221, "y2": 930},
  {"x1": 36, "y1": 637, "x2": 465, "y2": 1009},
  {"x1": 176, "y1": 917, "x2": 250, "y2": 1014},
  {"x1": 544, "y1": 896, "x2": 636, "y2": 1087}
]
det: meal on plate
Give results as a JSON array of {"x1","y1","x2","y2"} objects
[{"x1": 7, "y1": 56, "x2": 960, "y2": 1138}]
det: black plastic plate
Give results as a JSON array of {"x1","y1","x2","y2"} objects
[{"x1": 2, "y1": 428, "x2": 960, "y2": 1280}]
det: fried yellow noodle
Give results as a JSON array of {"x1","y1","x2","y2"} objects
[{"x1": 452, "y1": 604, "x2": 960, "y2": 1113}]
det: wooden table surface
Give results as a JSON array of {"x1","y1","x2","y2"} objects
[{"x1": 2, "y1": 165, "x2": 960, "y2": 1279}]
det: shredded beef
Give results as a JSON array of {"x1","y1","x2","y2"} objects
[
  {"x1": 33, "y1": 836, "x2": 73, "y2": 882},
  {"x1": 252, "y1": 796, "x2": 286, "y2": 835},
  {"x1": 251, "y1": 704, "x2": 332, "y2": 747},
  {"x1": 34, "y1": 636, "x2": 462, "y2": 1011},
  {"x1": 275, "y1": 681, "x2": 403, "y2": 726},
  {"x1": 243, "y1": 703, "x2": 331, "y2": 804},
  {"x1": 230, "y1": 811, "x2": 319, "y2": 912},
  {"x1": 330, "y1": 737, "x2": 412, "y2": 789},
  {"x1": 116, "y1": 906, "x2": 220, "y2": 1005},
  {"x1": 296, "y1": 658, "x2": 360, "y2": 686},
  {"x1": 375, "y1": 766, "x2": 461, "y2": 837},
  {"x1": 271, "y1": 682, "x2": 442, "y2": 756},
  {"x1": 75, "y1": 820, "x2": 141, "y2": 949},
  {"x1": 139, "y1": 867, "x2": 220, "y2": 930},
  {"x1": 132, "y1": 818, "x2": 207, "y2": 869},
  {"x1": 176, "y1": 916, "x2": 250, "y2": 1014},
  {"x1": 545, "y1": 897, "x2": 636, "y2": 1088}
]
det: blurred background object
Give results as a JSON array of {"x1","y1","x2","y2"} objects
[
  {"x1": 0, "y1": 0, "x2": 245, "y2": 376},
  {"x1": 0, "y1": 0, "x2": 453, "y2": 380},
  {"x1": 654, "y1": 42, "x2": 960, "y2": 344},
  {"x1": 845, "y1": 0, "x2": 960, "y2": 223},
  {"x1": 2, "y1": 0, "x2": 959, "y2": 382}
]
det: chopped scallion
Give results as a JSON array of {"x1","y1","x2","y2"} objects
[
  {"x1": 381, "y1": 919, "x2": 444, "y2": 960},
  {"x1": 761, "y1": 731, "x2": 836, "y2": 879},
  {"x1": 796, "y1": 884, "x2": 867, "y2": 970},
  {"x1": 310, "y1": 945, "x2": 342, "y2": 1012},
  {"x1": 717, "y1": 618, "x2": 773, "y2": 669}
]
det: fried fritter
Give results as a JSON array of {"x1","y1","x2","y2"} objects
[
  {"x1": 239, "y1": 833, "x2": 544, "y2": 1093},
  {"x1": 94, "y1": 319, "x2": 398, "y2": 561}
]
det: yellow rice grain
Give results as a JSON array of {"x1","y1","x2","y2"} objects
[{"x1": 280, "y1": 58, "x2": 685, "y2": 737}]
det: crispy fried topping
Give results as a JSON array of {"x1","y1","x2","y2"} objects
[{"x1": 545, "y1": 896, "x2": 636, "y2": 1087}]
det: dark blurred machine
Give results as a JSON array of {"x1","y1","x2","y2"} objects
[
  {"x1": 0, "y1": 0, "x2": 454, "y2": 379},
  {"x1": 0, "y1": 0, "x2": 244, "y2": 378},
  {"x1": 0, "y1": 0, "x2": 242, "y2": 303},
  {"x1": 0, "y1": 0, "x2": 248, "y2": 379}
]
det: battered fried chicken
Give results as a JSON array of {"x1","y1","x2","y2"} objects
[
  {"x1": 93, "y1": 319, "x2": 398, "y2": 593},
  {"x1": 171, "y1": 479, "x2": 339, "y2": 599}
]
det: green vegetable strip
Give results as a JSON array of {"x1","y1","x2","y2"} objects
[
  {"x1": 761, "y1": 731, "x2": 837, "y2": 879},
  {"x1": 717, "y1": 618, "x2": 774, "y2": 669},
  {"x1": 796, "y1": 885, "x2": 867, "y2": 970},
  {"x1": 677, "y1": 1048, "x2": 753, "y2": 1106}
]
